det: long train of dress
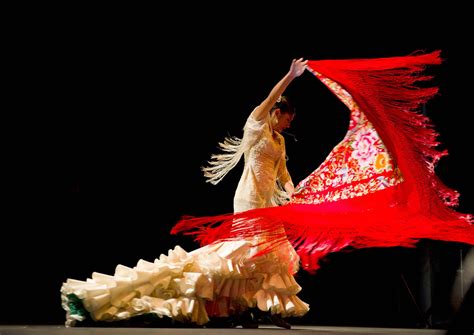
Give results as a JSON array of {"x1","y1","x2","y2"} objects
[{"x1": 61, "y1": 231, "x2": 309, "y2": 327}]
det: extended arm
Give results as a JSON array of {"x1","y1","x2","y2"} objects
[{"x1": 251, "y1": 58, "x2": 307, "y2": 121}]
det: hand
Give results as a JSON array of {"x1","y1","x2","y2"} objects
[
  {"x1": 284, "y1": 181, "x2": 295, "y2": 198},
  {"x1": 289, "y1": 58, "x2": 308, "y2": 78}
]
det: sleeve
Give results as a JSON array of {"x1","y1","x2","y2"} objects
[
  {"x1": 277, "y1": 137, "x2": 292, "y2": 187},
  {"x1": 242, "y1": 108, "x2": 268, "y2": 145},
  {"x1": 271, "y1": 137, "x2": 294, "y2": 207}
]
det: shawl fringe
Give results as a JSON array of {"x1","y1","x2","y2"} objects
[{"x1": 174, "y1": 51, "x2": 473, "y2": 273}]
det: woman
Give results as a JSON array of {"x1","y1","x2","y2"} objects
[
  {"x1": 199, "y1": 58, "x2": 309, "y2": 328},
  {"x1": 61, "y1": 59, "x2": 310, "y2": 329}
]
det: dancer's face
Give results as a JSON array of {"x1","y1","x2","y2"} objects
[{"x1": 274, "y1": 110, "x2": 294, "y2": 133}]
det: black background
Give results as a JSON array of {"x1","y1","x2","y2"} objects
[{"x1": 2, "y1": 4, "x2": 473, "y2": 327}]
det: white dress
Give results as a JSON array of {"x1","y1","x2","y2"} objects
[
  {"x1": 234, "y1": 112, "x2": 292, "y2": 212},
  {"x1": 61, "y1": 240, "x2": 308, "y2": 326},
  {"x1": 60, "y1": 110, "x2": 308, "y2": 327}
]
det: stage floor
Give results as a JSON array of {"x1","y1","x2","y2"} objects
[{"x1": 0, "y1": 325, "x2": 446, "y2": 335}]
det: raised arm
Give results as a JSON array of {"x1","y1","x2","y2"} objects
[{"x1": 251, "y1": 58, "x2": 307, "y2": 121}]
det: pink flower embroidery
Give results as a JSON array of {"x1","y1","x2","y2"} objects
[{"x1": 351, "y1": 129, "x2": 378, "y2": 168}]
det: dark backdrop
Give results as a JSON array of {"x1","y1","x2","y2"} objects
[{"x1": 3, "y1": 6, "x2": 472, "y2": 328}]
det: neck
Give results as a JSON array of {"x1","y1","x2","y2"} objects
[{"x1": 272, "y1": 120, "x2": 280, "y2": 133}]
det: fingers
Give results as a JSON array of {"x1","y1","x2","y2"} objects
[
  {"x1": 293, "y1": 57, "x2": 306, "y2": 63},
  {"x1": 291, "y1": 58, "x2": 308, "y2": 76},
  {"x1": 293, "y1": 58, "x2": 308, "y2": 66}
]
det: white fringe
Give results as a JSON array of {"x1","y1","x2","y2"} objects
[{"x1": 202, "y1": 136, "x2": 243, "y2": 185}]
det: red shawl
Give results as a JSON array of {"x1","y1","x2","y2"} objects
[{"x1": 172, "y1": 51, "x2": 473, "y2": 272}]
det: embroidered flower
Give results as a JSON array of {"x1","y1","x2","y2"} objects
[
  {"x1": 374, "y1": 152, "x2": 390, "y2": 173},
  {"x1": 351, "y1": 128, "x2": 378, "y2": 168}
]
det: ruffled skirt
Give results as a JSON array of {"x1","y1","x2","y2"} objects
[{"x1": 61, "y1": 237, "x2": 309, "y2": 326}]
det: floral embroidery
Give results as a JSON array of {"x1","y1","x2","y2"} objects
[
  {"x1": 292, "y1": 71, "x2": 404, "y2": 205},
  {"x1": 374, "y1": 152, "x2": 390, "y2": 173},
  {"x1": 351, "y1": 128, "x2": 379, "y2": 169}
]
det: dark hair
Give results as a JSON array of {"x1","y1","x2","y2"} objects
[{"x1": 271, "y1": 96, "x2": 295, "y2": 115}]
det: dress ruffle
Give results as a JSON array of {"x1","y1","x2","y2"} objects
[{"x1": 61, "y1": 236, "x2": 309, "y2": 326}]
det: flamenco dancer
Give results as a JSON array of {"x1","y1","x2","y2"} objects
[{"x1": 61, "y1": 51, "x2": 473, "y2": 329}]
